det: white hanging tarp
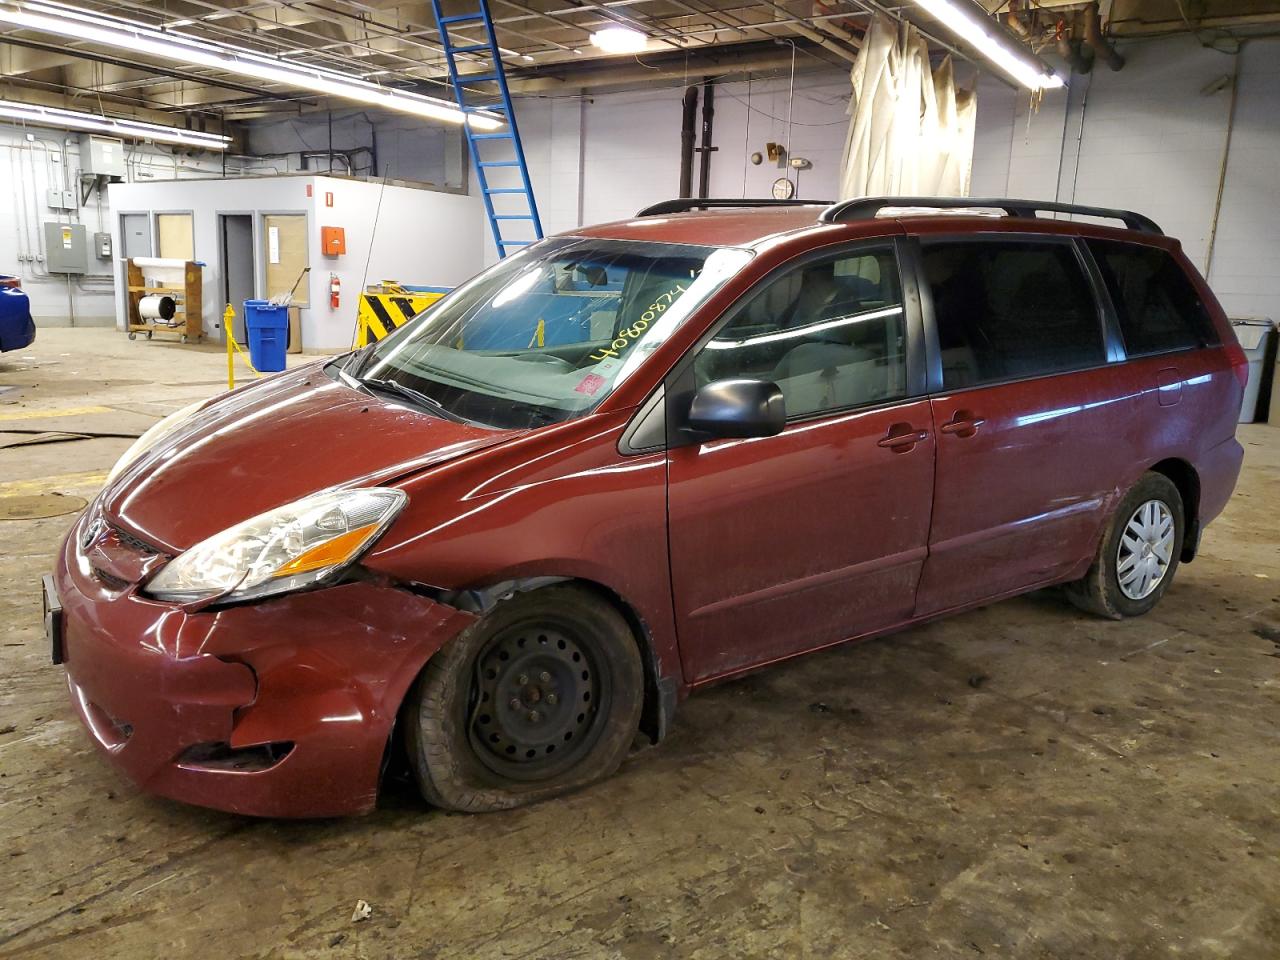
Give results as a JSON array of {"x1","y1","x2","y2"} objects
[{"x1": 838, "y1": 15, "x2": 977, "y2": 200}]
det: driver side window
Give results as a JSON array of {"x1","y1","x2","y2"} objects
[{"x1": 694, "y1": 245, "x2": 908, "y2": 420}]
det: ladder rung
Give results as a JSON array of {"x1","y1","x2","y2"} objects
[
  {"x1": 440, "y1": 12, "x2": 485, "y2": 23},
  {"x1": 494, "y1": 215, "x2": 535, "y2": 220},
  {"x1": 485, "y1": 188, "x2": 527, "y2": 194},
  {"x1": 471, "y1": 132, "x2": 513, "y2": 140},
  {"x1": 463, "y1": 103, "x2": 506, "y2": 112},
  {"x1": 498, "y1": 240, "x2": 533, "y2": 246},
  {"x1": 447, "y1": 42, "x2": 490, "y2": 53},
  {"x1": 478, "y1": 160, "x2": 519, "y2": 167},
  {"x1": 466, "y1": 73, "x2": 499, "y2": 84}
]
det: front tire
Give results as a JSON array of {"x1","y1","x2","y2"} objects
[
  {"x1": 404, "y1": 585, "x2": 644, "y2": 812},
  {"x1": 1066, "y1": 472, "x2": 1184, "y2": 620}
]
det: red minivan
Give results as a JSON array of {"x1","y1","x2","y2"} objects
[{"x1": 45, "y1": 197, "x2": 1247, "y2": 817}]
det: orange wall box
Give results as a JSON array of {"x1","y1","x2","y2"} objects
[{"x1": 321, "y1": 226, "x2": 346, "y2": 257}]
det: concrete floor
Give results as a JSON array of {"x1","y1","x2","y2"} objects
[{"x1": 1, "y1": 328, "x2": 1278, "y2": 959}]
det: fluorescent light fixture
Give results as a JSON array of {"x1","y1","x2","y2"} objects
[
  {"x1": 907, "y1": 0, "x2": 1063, "y2": 90},
  {"x1": 589, "y1": 26, "x2": 648, "y2": 54},
  {"x1": 0, "y1": 0, "x2": 504, "y2": 129},
  {"x1": 0, "y1": 99, "x2": 232, "y2": 149}
]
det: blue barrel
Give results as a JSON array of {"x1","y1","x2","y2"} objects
[{"x1": 243, "y1": 300, "x2": 288, "y2": 372}]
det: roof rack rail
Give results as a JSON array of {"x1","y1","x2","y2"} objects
[
  {"x1": 819, "y1": 196, "x2": 1163, "y2": 235},
  {"x1": 636, "y1": 198, "x2": 833, "y2": 217}
]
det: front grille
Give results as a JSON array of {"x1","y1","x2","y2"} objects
[
  {"x1": 93, "y1": 568, "x2": 129, "y2": 590},
  {"x1": 110, "y1": 525, "x2": 160, "y2": 556}
]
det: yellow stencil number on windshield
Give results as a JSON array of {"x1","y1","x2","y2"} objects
[{"x1": 588, "y1": 282, "x2": 688, "y2": 362}]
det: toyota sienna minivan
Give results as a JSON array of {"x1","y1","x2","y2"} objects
[{"x1": 46, "y1": 197, "x2": 1247, "y2": 817}]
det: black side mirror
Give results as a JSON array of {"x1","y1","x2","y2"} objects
[{"x1": 686, "y1": 378, "x2": 786, "y2": 439}]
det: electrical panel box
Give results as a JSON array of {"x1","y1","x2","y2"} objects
[
  {"x1": 79, "y1": 134, "x2": 127, "y2": 178},
  {"x1": 321, "y1": 225, "x2": 346, "y2": 257},
  {"x1": 93, "y1": 232, "x2": 113, "y2": 260},
  {"x1": 43, "y1": 222, "x2": 88, "y2": 274},
  {"x1": 46, "y1": 189, "x2": 76, "y2": 211}
]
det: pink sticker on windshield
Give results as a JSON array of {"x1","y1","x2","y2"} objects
[{"x1": 575, "y1": 373, "x2": 607, "y2": 396}]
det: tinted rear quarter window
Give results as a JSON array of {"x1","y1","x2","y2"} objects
[
  {"x1": 1086, "y1": 239, "x2": 1218, "y2": 356},
  {"x1": 921, "y1": 240, "x2": 1105, "y2": 389}
]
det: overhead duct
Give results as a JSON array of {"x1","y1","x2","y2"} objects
[
  {"x1": 679, "y1": 86, "x2": 698, "y2": 199},
  {"x1": 504, "y1": 47, "x2": 829, "y2": 94},
  {"x1": 697, "y1": 79, "x2": 716, "y2": 199},
  {"x1": 1084, "y1": 3, "x2": 1125, "y2": 71}
]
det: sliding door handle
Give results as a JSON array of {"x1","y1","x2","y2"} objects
[{"x1": 939, "y1": 413, "x2": 986, "y2": 438}]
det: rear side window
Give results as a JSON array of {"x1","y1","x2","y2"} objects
[
  {"x1": 921, "y1": 241, "x2": 1104, "y2": 390},
  {"x1": 1086, "y1": 240, "x2": 1218, "y2": 356}
]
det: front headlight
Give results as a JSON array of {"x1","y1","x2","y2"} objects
[
  {"x1": 145, "y1": 488, "x2": 407, "y2": 604},
  {"x1": 107, "y1": 399, "x2": 207, "y2": 484}
]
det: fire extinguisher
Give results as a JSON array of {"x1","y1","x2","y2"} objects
[{"x1": 329, "y1": 273, "x2": 340, "y2": 310}]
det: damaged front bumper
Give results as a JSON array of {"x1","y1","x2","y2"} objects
[{"x1": 53, "y1": 513, "x2": 475, "y2": 818}]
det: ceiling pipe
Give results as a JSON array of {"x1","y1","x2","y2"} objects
[
  {"x1": 465, "y1": 48, "x2": 819, "y2": 94},
  {"x1": 1083, "y1": 2, "x2": 1125, "y2": 70},
  {"x1": 679, "y1": 85, "x2": 698, "y2": 199},
  {"x1": 806, "y1": 0, "x2": 867, "y2": 49},
  {"x1": 1005, "y1": 0, "x2": 1032, "y2": 36},
  {"x1": 752, "y1": 0, "x2": 862, "y2": 61},
  {"x1": 697, "y1": 77, "x2": 715, "y2": 199}
]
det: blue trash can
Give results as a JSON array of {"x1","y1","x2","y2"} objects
[{"x1": 243, "y1": 300, "x2": 288, "y2": 372}]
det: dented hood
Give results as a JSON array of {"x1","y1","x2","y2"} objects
[{"x1": 101, "y1": 363, "x2": 518, "y2": 552}]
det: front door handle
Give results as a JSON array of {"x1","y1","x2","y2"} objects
[
  {"x1": 939, "y1": 411, "x2": 986, "y2": 438},
  {"x1": 877, "y1": 424, "x2": 930, "y2": 451}
]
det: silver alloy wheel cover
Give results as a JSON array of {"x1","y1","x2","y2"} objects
[{"x1": 1116, "y1": 499, "x2": 1175, "y2": 601}]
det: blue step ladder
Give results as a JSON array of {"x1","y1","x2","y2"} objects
[{"x1": 430, "y1": 0, "x2": 543, "y2": 258}]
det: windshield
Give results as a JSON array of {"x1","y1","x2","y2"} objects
[{"x1": 350, "y1": 238, "x2": 753, "y2": 429}]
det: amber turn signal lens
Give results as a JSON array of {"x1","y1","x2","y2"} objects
[{"x1": 273, "y1": 523, "x2": 381, "y2": 577}]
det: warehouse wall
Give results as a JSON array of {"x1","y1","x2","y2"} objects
[
  {"x1": 307, "y1": 175, "x2": 484, "y2": 349},
  {"x1": 106, "y1": 174, "x2": 485, "y2": 350},
  {"x1": 970, "y1": 35, "x2": 1280, "y2": 320},
  {"x1": 242, "y1": 109, "x2": 467, "y2": 187},
  {"x1": 473, "y1": 71, "x2": 855, "y2": 263},
  {"x1": 462, "y1": 72, "x2": 858, "y2": 265},
  {"x1": 475, "y1": 35, "x2": 1279, "y2": 318},
  {"x1": 0, "y1": 126, "x2": 235, "y2": 325},
  {"x1": 9, "y1": 33, "x2": 1274, "y2": 330}
]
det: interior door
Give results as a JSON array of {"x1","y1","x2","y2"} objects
[
  {"x1": 156, "y1": 213, "x2": 195, "y2": 261},
  {"x1": 120, "y1": 214, "x2": 151, "y2": 259},
  {"x1": 912, "y1": 236, "x2": 1127, "y2": 617},
  {"x1": 666, "y1": 241, "x2": 935, "y2": 683},
  {"x1": 220, "y1": 215, "x2": 255, "y2": 343}
]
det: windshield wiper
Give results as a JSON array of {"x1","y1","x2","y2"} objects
[
  {"x1": 361, "y1": 377, "x2": 468, "y2": 424},
  {"x1": 337, "y1": 365, "x2": 371, "y2": 395}
]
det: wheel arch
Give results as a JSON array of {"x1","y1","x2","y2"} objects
[
  {"x1": 1148, "y1": 457, "x2": 1201, "y2": 561},
  {"x1": 571, "y1": 579, "x2": 678, "y2": 747},
  {"x1": 418, "y1": 575, "x2": 677, "y2": 747}
]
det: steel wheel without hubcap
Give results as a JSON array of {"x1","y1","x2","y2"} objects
[
  {"x1": 1117, "y1": 498, "x2": 1175, "y2": 600},
  {"x1": 404, "y1": 584, "x2": 644, "y2": 812},
  {"x1": 468, "y1": 624, "x2": 606, "y2": 782}
]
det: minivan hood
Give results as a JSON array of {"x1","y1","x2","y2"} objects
[{"x1": 102, "y1": 365, "x2": 518, "y2": 552}]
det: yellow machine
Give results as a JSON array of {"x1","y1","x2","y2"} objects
[{"x1": 354, "y1": 281, "x2": 449, "y2": 348}]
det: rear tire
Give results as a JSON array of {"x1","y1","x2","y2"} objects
[
  {"x1": 404, "y1": 585, "x2": 644, "y2": 812},
  {"x1": 1065, "y1": 472, "x2": 1184, "y2": 620}
]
